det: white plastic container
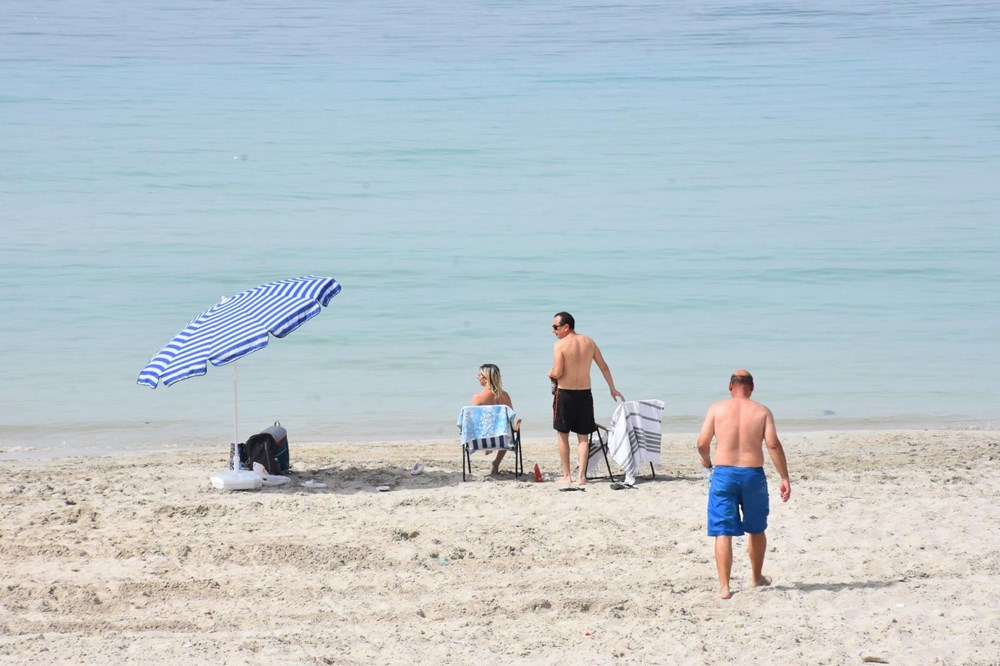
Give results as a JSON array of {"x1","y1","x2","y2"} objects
[{"x1": 210, "y1": 470, "x2": 262, "y2": 490}]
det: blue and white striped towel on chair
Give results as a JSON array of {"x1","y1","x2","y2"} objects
[{"x1": 457, "y1": 405, "x2": 517, "y2": 451}]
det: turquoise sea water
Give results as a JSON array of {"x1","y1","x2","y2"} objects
[{"x1": 2, "y1": 1, "x2": 998, "y2": 457}]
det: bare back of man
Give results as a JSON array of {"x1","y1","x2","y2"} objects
[{"x1": 704, "y1": 398, "x2": 772, "y2": 467}]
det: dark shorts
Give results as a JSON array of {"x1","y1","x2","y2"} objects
[
  {"x1": 707, "y1": 466, "x2": 769, "y2": 537},
  {"x1": 553, "y1": 388, "x2": 596, "y2": 434}
]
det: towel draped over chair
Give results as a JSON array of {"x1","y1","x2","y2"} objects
[
  {"x1": 457, "y1": 405, "x2": 523, "y2": 480},
  {"x1": 587, "y1": 399, "x2": 665, "y2": 485}
]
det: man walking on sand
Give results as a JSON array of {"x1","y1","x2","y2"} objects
[
  {"x1": 548, "y1": 312, "x2": 624, "y2": 488},
  {"x1": 697, "y1": 369, "x2": 791, "y2": 599}
]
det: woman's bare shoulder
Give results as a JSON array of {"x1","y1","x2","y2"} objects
[{"x1": 471, "y1": 388, "x2": 494, "y2": 406}]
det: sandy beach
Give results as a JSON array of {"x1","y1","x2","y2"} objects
[{"x1": 1, "y1": 430, "x2": 998, "y2": 665}]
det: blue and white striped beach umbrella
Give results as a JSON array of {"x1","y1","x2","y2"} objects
[{"x1": 137, "y1": 275, "x2": 342, "y2": 444}]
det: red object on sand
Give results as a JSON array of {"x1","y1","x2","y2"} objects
[{"x1": 534, "y1": 463, "x2": 543, "y2": 483}]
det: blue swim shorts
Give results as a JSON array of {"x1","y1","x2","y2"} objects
[{"x1": 707, "y1": 466, "x2": 769, "y2": 537}]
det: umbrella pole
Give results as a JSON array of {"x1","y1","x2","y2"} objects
[{"x1": 231, "y1": 362, "x2": 240, "y2": 469}]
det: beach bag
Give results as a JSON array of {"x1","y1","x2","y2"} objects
[
  {"x1": 245, "y1": 421, "x2": 290, "y2": 475},
  {"x1": 264, "y1": 421, "x2": 290, "y2": 472}
]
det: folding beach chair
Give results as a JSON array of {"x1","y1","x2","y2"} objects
[
  {"x1": 457, "y1": 405, "x2": 523, "y2": 481},
  {"x1": 605, "y1": 399, "x2": 665, "y2": 486},
  {"x1": 585, "y1": 423, "x2": 617, "y2": 482}
]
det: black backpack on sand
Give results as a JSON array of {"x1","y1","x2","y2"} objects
[{"x1": 244, "y1": 421, "x2": 289, "y2": 475}]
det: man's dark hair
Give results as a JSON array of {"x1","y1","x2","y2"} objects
[
  {"x1": 554, "y1": 311, "x2": 575, "y2": 330},
  {"x1": 730, "y1": 372, "x2": 754, "y2": 387}
]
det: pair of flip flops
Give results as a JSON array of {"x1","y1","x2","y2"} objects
[{"x1": 558, "y1": 486, "x2": 586, "y2": 492}]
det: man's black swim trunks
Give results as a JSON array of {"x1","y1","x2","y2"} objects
[{"x1": 553, "y1": 388, "x2": 596, "y2": 434}]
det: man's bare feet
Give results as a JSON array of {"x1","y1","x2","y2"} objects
[
  {"x1": 557, "y1": 475, "x2": 573, "y2": 485},
  {"x1": 752, "y1": 576, "x2": 772, "y2": 588},
  {"x1": 490, "y1": 461, "x2": 501, "y2": 475},
  {"x1": 718, "y1": 585, "x2": 732, "y2": 600},
  {"x1": 576, "y1": 478, "x2": 587, "y2": 487}
]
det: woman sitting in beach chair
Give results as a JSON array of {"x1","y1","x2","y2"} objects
[{"x1": 470, "y1": 363, "x2": 516, "y2": 475}]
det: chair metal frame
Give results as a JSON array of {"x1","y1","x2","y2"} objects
[
  {"x1": 586, "y1": 423, "x2": 657, "y2": 482},
  {"x1": 585, "y1": 424, "x2": 616, "y2": 481}
]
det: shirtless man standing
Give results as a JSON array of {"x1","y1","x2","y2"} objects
[
  {"x1": 697, "y1": 369, "x2": 791, "y2": 599},
  {"x1": 547, "y1": 312, "x2": 624, "y2": 487}
]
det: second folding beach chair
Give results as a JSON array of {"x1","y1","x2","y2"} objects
[{"x1": 585, "y1": 423, "x2": 617, "y2": 482}]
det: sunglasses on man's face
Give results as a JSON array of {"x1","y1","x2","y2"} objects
[{"x1": 552, "y1": 323, "x2": 564, "y2": 330}]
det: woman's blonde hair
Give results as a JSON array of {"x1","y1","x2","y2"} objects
[{"x1": 478, "y1": 363, "x2": 504, "y2": 399}]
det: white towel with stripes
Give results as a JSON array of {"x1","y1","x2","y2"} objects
[{"x1": 607, "y1": 399, "x2": 665, "y2": 485}]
